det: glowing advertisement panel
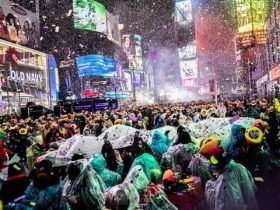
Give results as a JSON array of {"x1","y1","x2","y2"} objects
[
  {"x1": 48, "y1": 55, "x2": 59, "y2": 101},
  {"x1": 73, "y1": 0, "x2": 107, "y2": 34},
  {"x1": 175, "y1": 0, "x2": 192, "y2": 24},
  {"x1": 235, "y1": 0, "x2": 269, "y2": 34},
  {"x1": 180, "y1": 59, "x2": 198, "y2": 88},
  {"x1": 76, "y1": 54, "x2": 117, "y2": 77},
  {"x1": 179, "y1": 41, "x2": 196, "y2": 59},
  {"x1": 0, "y1": 0, "x2": 39, "y2": 48}
]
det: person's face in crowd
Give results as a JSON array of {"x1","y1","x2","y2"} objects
[{"x1": 212, "y1": 169, "x2": 222, "y2": 179}]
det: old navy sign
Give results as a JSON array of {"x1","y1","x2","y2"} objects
[{"x1": 10, "y1": 70, "x2": 43, "y2": 83}]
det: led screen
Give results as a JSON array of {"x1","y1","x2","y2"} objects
[
  {"x1": 0, "y1": 0, "x2": 40, "y2": 48},
  {"x1": 73, "y1": 0, "x2": 107, "y2": 34},
  {"x1": 76, "y1": 54, "x2": 117, "y2": 77},
  {"x1": 235, "y1": 0, "x2": 269, "y2": 33},
  {"x1": 179, "y1": 41, "x2": 196, "y2": 59}
]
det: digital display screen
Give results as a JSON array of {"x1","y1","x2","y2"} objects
[
  {"x1": 76, "y1": 54, "x2": 117, "y2": 77},
  {"x1": 0, "y1": 0, "x2": 40, "y2": 48},
  {"x1": 73, "y1": 0, "x2": 107, "y2": 34}
]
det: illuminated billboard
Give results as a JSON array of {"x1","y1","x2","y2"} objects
[
  {"x1": 175, "y1": 0, "x2": 193, "y2": 24},
  {"x1": 235, "y1": 0, "x2": 269, "y2": 38},
  {"x1": 122, "y1": 34, "x2": 144, "y2": 72},
  {"x1": 179, "y1": 41, "x2": 196, "y2": 59},
  {"x1": 0, "y1": 39, "x2": 49, "y2": 107},
  {"x1": 48, "y1": 55, "x2": 59, "y2": 101},
  {"x1": 106, "y1": 12, "x2": 121, "y2": 46},
  {"x1": 76, "y1": 54, "x2": 117, "y2": 77},
  {"x1": 180, "y1": 59, "x2": 198, "y2": 89},
  {"x1": 0, "y1": 0, "x2": 39, "y2": 48},
  {"x1": 73, "y1": 0, "x2": 107, "y2": 34}
]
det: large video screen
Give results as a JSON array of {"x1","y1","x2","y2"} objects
[
  {"x1": 0, "y1": 0, "x2": 39, "y2": 48},
  {"x1": 76, "y1": 54, "x2": 117, "y2": 77},
  {"x1": 73, "y1": 0, "x2": 107, "y2": 34}
]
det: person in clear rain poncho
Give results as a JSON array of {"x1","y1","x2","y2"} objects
[
  {"x1": 90, "y1": 153, "x2": 121, "y2": 189},
  {"x1": 105, "y1": 182, "x2": 140, "y2": 210},
  {"x1": 61, "y1": 159, "x2": 106, "y2": 210},
  {"x1": 200, "y1": 136, "x2": 259, "y2": 210}
]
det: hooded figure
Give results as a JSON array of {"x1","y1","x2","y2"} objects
[
  {"x1": 18, "y1": 160, "x2": 61, "y2": 210},
  {"x1": 90, "y1": 154, "x2": 121, "y2": 189},
  {"x1": 101, "y1": 133, "x2": 118, "y2": 172},
  {"x1": 176, "y1": 125, "x2": 191, "y2": 145},
  {"x1": 205, "y1": 159, "x2": 258, "y2": 210},
  {"x1": 130, "y1": 153, "x2": 162, "y2": 182},
  {"x1": 151, "y1": 130, "x2": 172, "y2": 158},
  {"x1": 200, "y1": 138, "x2": 258, "y2": 210},
  {"x1": 168, "y1": 143, "x2": 199, "y2": 178},
  {"x1": 105, "y1": 182, "x2": 140, "y2": 210},
  {"x1": 61, "y1": 159, "x2": 106, "y2": 210},
  {"x1": 153, "y1": 113, "x2": 165, "y2": 129},
  {"x1": 188, "y1": 154, "x2": 213, "y2": 186},
  {"x1": 124, "y1": 165, "x2": 150, "y2": 193}
]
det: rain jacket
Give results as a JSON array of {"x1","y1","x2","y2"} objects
[
  {"x1": 151, "y1": 130, "x2": 172, "y2": 157},
  {"x1": 188, "y1": 154, "x2": 213, "y2": 185},
  {"x1": 205, "y1": 160, "x2": 258, "y2": 210},
  {"x1": 130, "y1": 153, "x2": 162, "y2": 182},
  {"x1": 61, "y1": 159, "x2": 106, "y2": 210},
  {"x1": 22, "y1": 182, "x2": 62, "y2": 210},
  {"x1": 90, "y1": 154, "x2": 121, "y2": 189}
]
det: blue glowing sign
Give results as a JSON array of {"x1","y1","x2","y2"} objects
[{"x1": 76, "y1": 55, "x2": 117, "y2": 77}]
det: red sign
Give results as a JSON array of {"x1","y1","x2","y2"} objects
[
  {"x1": 6, "y1": 47, "x2": 19, "y2": 66},
  {"x1": 271, "y1": 64, "x2": 280, "y2": 80}
]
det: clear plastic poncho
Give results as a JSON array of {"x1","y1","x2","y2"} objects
[
  {"x1": 168, "y1": 143, "x2": 199, "y2": 166},
  {"x1": 205, "y1": 160, "x2": 258, "y2": 210},
  {"x1": 124, "y1": 165, "x2": 150, "y2": 193},
  {"x1": 105, "y1": 182, "x2": 140, "y2": 210},
  {"x1": 90, "y1": 154, "x2": 121, "y2": 189},
  {"x1": 188, "y1": 154, "x2": 213, "y2": 185},
  {"x1": 61, "y1": 159, "x2": 106, "y2": 210}
]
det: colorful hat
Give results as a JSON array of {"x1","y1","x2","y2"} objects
[
  {"x1": 19, "y1": 127, "x2": 28, "y2": 135},
  {"x1": 245, "y1": 127, "x2": 263, "y2": 145},
  {"x1": 199, "y1": 136, "x2": 224, "y2": 157},
  {"x1": 162, "y1": 170, "x2": 176, "y2": 182}
]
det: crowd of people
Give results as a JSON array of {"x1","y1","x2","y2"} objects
[{"x1": 0, "y1": 97, "x2": 279, "y2": 210}]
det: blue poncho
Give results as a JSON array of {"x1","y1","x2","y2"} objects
[{"x1": 150, "y1": 130, "x2": 172, "y2": 157}]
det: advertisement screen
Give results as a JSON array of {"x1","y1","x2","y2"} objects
[
  {"x1": 73, "y1": 0, "x2": 107, "y2": 34},
  {"x1": 175, "y1": 0, "x2": 193, "y2": 24},
  {"x1": 133, "y1": 73, "x2": 141, "y2": 87},
  {"x1": 48, "y1": 55, "x2": 59, "y2": 101},
  {"x1": 179, "y1": 41, "x2": 196, "y2": 59},
  {"x1": 180, "y1": 59, "x2": 198, "y2": 79},
  {"x1": 0, "y1": 0, "x2": 39, "y2": 48},
  {"x1": 236, "y1": 0, "x2": 269, "y2": 33},
  {"x1": 76, "y1": 55, "x2": 117, "y2": 77},
  {"x1": 106, "y1": 11, "x2": 121, "y2": 46}
]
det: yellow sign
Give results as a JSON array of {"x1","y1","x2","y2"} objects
[{"x1": 236, "y1": 0, "x2": 269, "y2": 34}]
